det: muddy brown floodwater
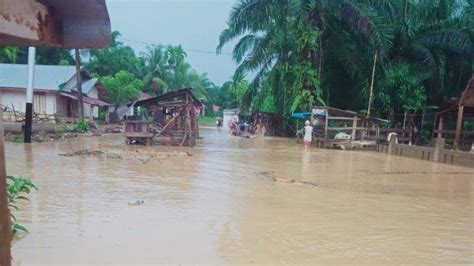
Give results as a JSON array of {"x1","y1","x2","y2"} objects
[{"x1": 6, "y1": 127, "x2": 474, "y2": 264}]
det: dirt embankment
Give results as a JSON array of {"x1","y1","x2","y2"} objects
[{"x1": 4, "y1": 124, "x2": 123, "y2": 143}]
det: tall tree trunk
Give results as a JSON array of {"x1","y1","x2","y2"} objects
[
  {"x1": 75, "y1": 49, "x2": 84, "y2": 120},
  {"x1": 318, "y1": 33, "x2": 327, "y2": 106},
  {"x1": 0, "y1": 108, "x2": 11, "y2": 266},
  {"x1": 367, "y1": 50, "x2": 378, "y2": 118},
  {"x1": 404, "y1": 0, "x2": 409, "y2": 18}
]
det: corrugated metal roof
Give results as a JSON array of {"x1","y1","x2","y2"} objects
[
  {"x1": 0, "y1": 63, "x2": 76, "y2": 91},
  {"x1": 59, "y1": 92, "x2": 110, "y2": 107},
  {"x1": 63, "y1": 77, "x2": 99, "y2": 95}
]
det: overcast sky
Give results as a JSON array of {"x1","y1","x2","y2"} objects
[{"x1": 106, "y1": 0, "x2": 237, "y2": 85}]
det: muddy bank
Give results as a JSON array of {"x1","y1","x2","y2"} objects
[
  {"x1": 58, "y1": 147, "x2": 193, "y2": 162},
  {"x1": 4, "y1": 124, "x2": 123, "y2": 143}
]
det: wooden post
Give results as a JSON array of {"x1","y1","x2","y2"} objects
[
  {"x1": 433, "y1": 138, "x2": 445, "y2": 162},
  {"x1": 324, "y1": 109, "x2": 329, "y2": 141},
  {"x1": 351, "y1": 116, "x2": 357, "y2": 140},
  {"x1": 184, "y1": 93, "x2": 191, "y2": 146},
  {"x1": 376, "y1": 123, "x2": 380, "y2": 140},
  {"x1": 0, "y1": 108, "x2": 11, "y2": 266},
  {"x1": 388, "y1": 133, "x2": 396, "y2": 154},
  {"x1": 437, "y1": 115, "x2": 444, "y2": 139},
  {"x1": 454, "y1": 105, "x2": 464, "y2": 150},
  {"x1": 367, "y1": 50, "x2": 378, "y2": 118},
  {"x1": 195, "y1": 111, "x2": 200, "y2": 139},
  {"x1": 75, "y1": 49, "x2": 84, "y2": 120},
  {"x1": 402, "y1": 111, "x2": 407, "y2": 141},
  {"x1": 89, "y1": 105, "x2": 94, "y2": 122}
]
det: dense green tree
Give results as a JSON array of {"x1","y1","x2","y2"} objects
[
  {"x1": 0, "y1": 46, "x2": 19, "y2": 63},
  {"x1": 218, "y1": 0, "x2": 473, "y2": 119},
  {"x1": 217, "y1": 0, "x2": 392, "y2": 115},
  {"x1": 101, "y1": 71, "x2": 143, "y2": 110},
  {"x1": 86, "y1": 31, "x2": 142, "y2": 77},
  {"x1": 0, "y1": 46, "x2": 73, "y2": 65}
]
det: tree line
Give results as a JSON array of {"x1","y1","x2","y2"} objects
[
  {"x1": 1, "y1": 0, "x2": 472, "y2": 121},
  {"x1": 0, "y1": 32, "x2": 223, "y2": 114},
  {"x1": 217, "y1": 0, "x2": 473, "y2": 119}
]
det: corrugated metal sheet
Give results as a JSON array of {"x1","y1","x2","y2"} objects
[
  {"x1": 0, "y1": 63, "x2": 76, "y2": 91},
  {"x1": 63, "y1": 78, "x2": 98, "y2": 95},
  {"x1": 59, "y1": 92, "x2": 110, "y2": 107}
]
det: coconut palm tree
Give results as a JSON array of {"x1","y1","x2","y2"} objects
[
  {"x1": 217, "y1": 0, "x2": 393, "y2": 115},
  {"x1": 0, "y1": 46, "x2": 19, "y2": 63}
]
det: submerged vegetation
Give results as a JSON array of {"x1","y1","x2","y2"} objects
[{"x1": 7, "y1": 176, "x2": 37, "y2": 235}]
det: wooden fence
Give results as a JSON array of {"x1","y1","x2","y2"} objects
[{"x1": 377, "y1": 138, "x2": 474, "y2": 168}]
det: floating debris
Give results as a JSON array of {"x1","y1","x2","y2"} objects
[
  {"x1": 58, "y1": 149, "x2": 122, "y2": 159},
  {"x1": 128, "y1": 200, "x2": 144, "y2": 206},
  {"x1": 383, "y1": 187, "x2": 400, "y2": 194},
  {"x1": 257, "y1": 171, "x2": 319, "y2": 187}
]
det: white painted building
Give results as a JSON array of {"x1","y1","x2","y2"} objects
[{"x1": 0, "y1": 63, "x2": 109, "y2": 121}]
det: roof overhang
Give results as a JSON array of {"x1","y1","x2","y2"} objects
[
  {"x1": 0, "y1": 0, "x2": 111, "y2": 48},
  {"x1": 135, "y1": 88, "x2": 203, "y2": 108},
  {"x1": 60, "y1": 92, "x2": 110, "y2": 107},
  {"x1": 459, "y1": 76, "x2": 474, "y2": 107}
]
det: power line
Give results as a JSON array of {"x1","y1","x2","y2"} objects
[{"x1": 122, "y1": 38, "x2": 233, "y2": 56}]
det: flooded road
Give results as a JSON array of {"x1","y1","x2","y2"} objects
[{"x1": 7, "y1": 128, "x2": 474, "y2": 264}]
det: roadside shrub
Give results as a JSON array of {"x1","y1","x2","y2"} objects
[
  {"x1": 14, "y1": 135, "x2": 23, "y2": 143},
  {"x1": 56, "y1": 121, "x2": 71, "y2": 134},
  {"x1": 7, "y1": 176, "x2": 37, "y2": 235},
  {"x1": 74, "y1": 119, "x2": 90, "y2": 133}
]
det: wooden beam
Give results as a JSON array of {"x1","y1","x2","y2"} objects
[
  {"x1": 454, "y1": 105, "x2": 464, "y2": 150},
  {"x1": 0, "y1": 0, "x2": 63, "y2": 47},
  {"x1": 437, "y1": 115, "x2": 444, "y2": 139},
  {"x1": 328, "y1": 127, "x2": 366, "y2": 131},
  {"x1": 324, "y1": 109, "x2": 329, "y2": 141},
  {"x1": 0, "y1": 0, "x2": 112, "y2": 48},
  {"x1": 327, "y1": 117, "x2": 361, "y2": 121},
  {"x1": 351, "y1": 116, "x2": 358, "y2": 140},
  {"x1": 0, "y1": 108, "x2": 11, "y2": 266}
]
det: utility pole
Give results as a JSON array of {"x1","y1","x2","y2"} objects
[
  {"x1": 75, "y1": 49, "x2": 84, "y2": 120},
  {"x1": 367, "y1": 50, "x2": 378, "y2": 118},
  {"x1": 24, "y1": 47, "x2": 36, "y2": 143},
  {"x1": 0, "y1": 107, "x2": 11, "y2": 266}
]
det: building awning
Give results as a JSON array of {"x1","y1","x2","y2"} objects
[
  {"x1": 60, "y1": 92, "x2": 110, "y2": 107},
  {"x1": 291, "y1": 112, "x2": 312, "y2": 119},
  {"x1": 0, "y1": 0, "x2": 111, "y2": 48}
]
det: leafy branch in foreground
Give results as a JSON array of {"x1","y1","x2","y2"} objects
[{"x1": 7, "y1": 176, "x2": 37, "y2": 235}]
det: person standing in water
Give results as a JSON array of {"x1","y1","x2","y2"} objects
[{"x1": 303, "y1": 120, "x2": 314, "y2": 149}]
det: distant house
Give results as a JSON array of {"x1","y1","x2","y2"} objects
[{"x1": 0, "y1": 63, "x2": 109, "y2": 122}]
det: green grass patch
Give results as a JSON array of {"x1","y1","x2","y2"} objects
[{"x1": 198, "y1": 116, "x2": 216, "y2": 126}]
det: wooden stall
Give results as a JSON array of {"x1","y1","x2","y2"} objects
[
  {"x1": 123, "y1": 116, "x2": 154, "y2": 145},
  {"x1": 249, "y1": 112, "x2": 289, "y2": 137},
  {"x1": 310, "y1": 106, "x2": 386, "y2": 148},
  {"x1": 434, "y1": 76, "x2": 474, "y2": 150},
  {"x1": 128, "y1": 88, "x2": 203, "y2": 147}
]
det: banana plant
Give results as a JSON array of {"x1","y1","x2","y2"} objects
[{"x1": 6, "y1": 176, "x2": 37, "y2": 235}]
